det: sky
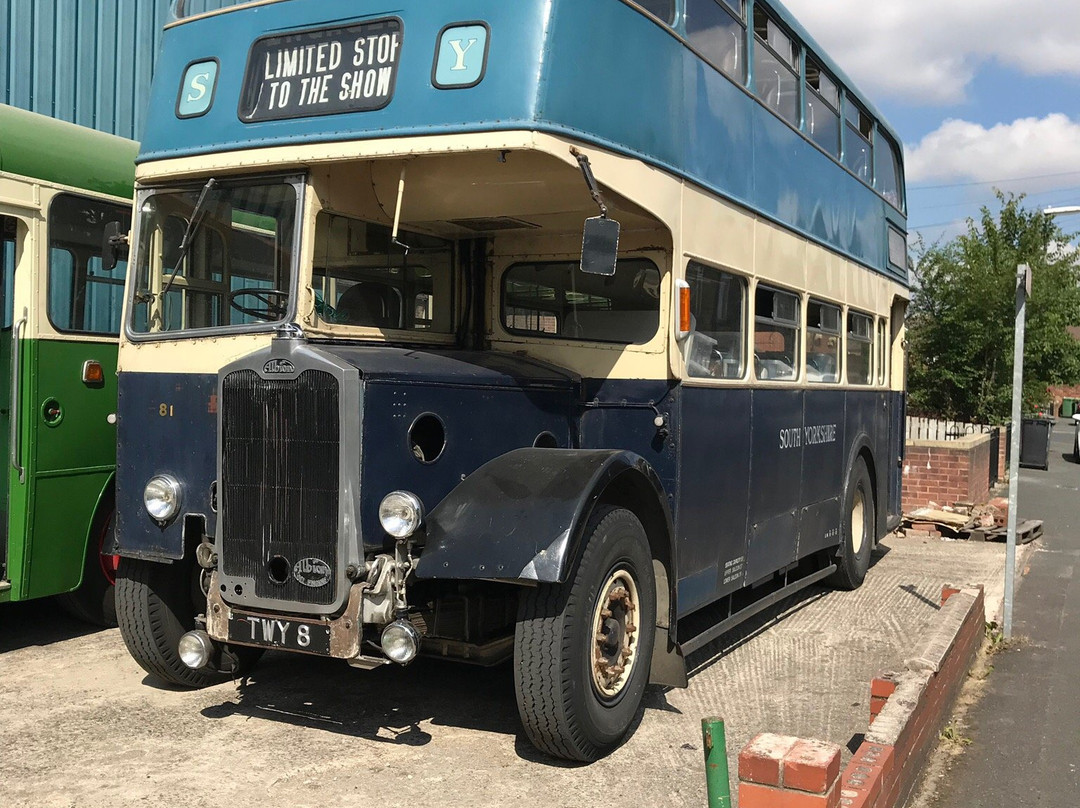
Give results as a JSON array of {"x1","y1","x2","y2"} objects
[{"x1": 782, "y1": 0, "x2": 1080, "y2": 247}]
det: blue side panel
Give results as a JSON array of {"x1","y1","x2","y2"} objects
[
  {"x1": 116, "y1": 371, "x2": 219, "y2": 560},
  {"x1": 675, "y1": 387, "x2": 751, "y2": 613},
  {"x1": 540, "y1": 0, "x2": 888, "y2": 273},
  {"x1": 139, "y1": 0, "x2": 550, "y2": 161}
]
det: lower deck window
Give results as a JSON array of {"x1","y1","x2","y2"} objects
[
  {"x1": 806, "y1": 299, "x2": 840, "y2": 383},
  {"x1": 502, "y1": 259, "x2": 660, "y2": 345},
  {"x1": 754, "y1": 285, "x2": 799, "y2": 381},
  {"x1": 685, "y1": 262, "x2": 746, "y2": 379},
  {"x1": 847, "y1": 311, "x2": 873, "y2": 385}
]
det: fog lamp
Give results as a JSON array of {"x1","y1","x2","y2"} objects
[
  {"x1": 178, "y1": 630, "x2": 214, "y2": 670},
  {"x1": 378, "y1": 491, "x2": 424, "y2": 538},
  {"x1": 380, "y1": 619, "x2": 421, "y2": 664},
  {"x1": 144, "y1": 474, "x2": 183, "y2": 521}
]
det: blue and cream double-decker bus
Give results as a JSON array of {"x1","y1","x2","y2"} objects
[{"x1": 114, "y1": 0, "x2": 908, "y2": 761}]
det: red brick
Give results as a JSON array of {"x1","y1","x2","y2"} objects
[
  {"x1": 940, "y1": 585, "x2": 961, "y2": 605},
  {"x1": 740, "y1": 733, "x2": 799, "y2": 786},
  {"x1": 783, "y1": 739, "x2": 842, "y2": 794},
  {"x1": 741, "y1": 782, "x2": 785, "y2": 808}
]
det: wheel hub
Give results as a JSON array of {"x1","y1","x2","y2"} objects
[{"x1": 590, "y1": 570, "x2": 640, "y2": 699}]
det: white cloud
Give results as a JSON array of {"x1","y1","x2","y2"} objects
[
  {"x1": 782, "y1": 0, "x2": 1080, "y2": 104},
  {"x1": 906, "y1": 114, "x2": 1080, "y2": 183}
]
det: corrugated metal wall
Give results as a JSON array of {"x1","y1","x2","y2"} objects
[{"x1": 2, "y1": 0, "x2": 244, "y2": 140}]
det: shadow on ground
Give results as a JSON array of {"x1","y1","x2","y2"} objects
[{"x1": 0, "y1": 598, "x2": 109, "y2": 652}]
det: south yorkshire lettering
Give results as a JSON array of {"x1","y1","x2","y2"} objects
[
  {"x1": 261, "y1": 32, "x2": 401, "y2": 112},
  {"x1": 779, "y1": 423, "x2": 838, "y2": 450}
]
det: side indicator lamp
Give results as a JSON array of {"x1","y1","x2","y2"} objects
[
  {"x1": 82, "y1": 360, "x2": 105, "y2": 387},
  {"x1": 676, "y1": 280, "x2": 692, "y2": 340}
]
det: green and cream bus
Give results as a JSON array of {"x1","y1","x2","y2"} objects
[{"x1": 0, "y1": 104, "x2": 136, "y2": 625}]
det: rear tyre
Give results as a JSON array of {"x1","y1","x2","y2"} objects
[
  {"x1": 57, "y1": 507, "x2": 119, "y2": 627},
  {"x1": 116, "y1": 555, "x2": 261, "y2": 688},
  {"x1": 514, "y1": 506, "x2": 656, "y2": 761},
  {"x1": 829, "y1": 458, "x2": 875, "y2": 590}
]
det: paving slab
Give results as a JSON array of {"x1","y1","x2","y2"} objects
[{"x1": 0, "y1": 528, "x2": 1009, "y2": 808}]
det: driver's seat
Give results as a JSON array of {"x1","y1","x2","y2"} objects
[{"x1": 335, "y1": 282, "x2": 400, "y2": 328}]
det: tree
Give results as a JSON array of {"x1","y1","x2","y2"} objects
[{"x1": 907, "y1": 192, "x2": 1080, "y2": 423}]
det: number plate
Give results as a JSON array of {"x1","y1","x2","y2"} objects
[{"x1": 227, "y1": 612, "x2": 332, "y2": 656}]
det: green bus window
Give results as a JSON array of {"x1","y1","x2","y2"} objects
[
  {"x1": 1, "y1": 216, "x2": 15, "y2": 330},
  {"x1": 47, "y1": 194, "x2": 131, "y2": 335},
  {"x1": 312, "y1": 212, "x2": 455, "y2": 333},
  {"x1": 685, "y1": 262, "x2": 746, "y2": 379},
  {"x1": 805, "y1": 57, "x2": 840, "y2": 156},
  {"x1": 686, "y1": 0, "x2": 746, "y2": 82},
  {"x1": 502, "y1": 259, "x2": 660, "y2": 345},
  {"x1": 847, "y1": 311, "x2": 873, "y2": 385},
  {"x1": 753, "y1": 10, "x2": 799, "y2": 127},
  {"x1": 806, "y1": 299, "x2": 840, "y2": 383},
  {"x1": 754, "y1": 285, "x2": 799, "y2": 380}
]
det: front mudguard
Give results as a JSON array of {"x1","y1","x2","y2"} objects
[{"x1": 415, "y1": 448, "x2": 668, "y2": 584}]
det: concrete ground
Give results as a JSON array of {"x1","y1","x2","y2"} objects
[{"x1": 0, "y1": 514, "x2": 1013, "y2": 807}]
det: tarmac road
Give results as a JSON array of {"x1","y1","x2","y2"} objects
[
  {"x1": 1, "y1": 499, "x2": 1014, "y2": 807},
  {"x1": 932, "y1": 419, "x2": 1080, "y2": 808}
]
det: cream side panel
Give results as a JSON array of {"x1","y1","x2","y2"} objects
[
  {"x1": 118, "y1": 334, "x2": 275, "y2": 374},
  {"x1": 754, "y1": 219, "x2": 807, "y2": 292},
  {"x1": 805, "y1": 242, "x2": 846, "y2": 306},
  {"x1": 136, "y1": 132, "x2": 685, "y2": 232}
]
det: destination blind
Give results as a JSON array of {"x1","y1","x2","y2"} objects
[{"x1": 239, "y1": 19, "x2": 403, "y2": 122}]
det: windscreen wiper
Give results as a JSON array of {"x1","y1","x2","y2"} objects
[{"x1": 159, "y1": 177, "x2": 218, "y2": 299}]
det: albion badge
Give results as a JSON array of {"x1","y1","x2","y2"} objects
[
  {"x1": 263, "y1": 358, "x2": 296, "y2": 375},
  {"x1": 293, "y1": 557, "x2": 332, "y2": 588}
]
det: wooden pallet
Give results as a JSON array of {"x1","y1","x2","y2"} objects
[{"x1": 968, "y1": 519, "x2": 1043, "y2": 544}]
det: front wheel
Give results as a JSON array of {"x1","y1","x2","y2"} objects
[
  {"x1": 829, "y1": 458, "x2": 875, "y2": 590},
  {"x1": 116, "y1": 556, "x2": 261, "y2": 688},
  {"x1": 514, "y1": 506, "x2": 656, "y2": 761}
]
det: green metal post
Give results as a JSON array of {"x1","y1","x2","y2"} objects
[{"x1": 702, "y1": 717, "x2": 732, "y2": 808}]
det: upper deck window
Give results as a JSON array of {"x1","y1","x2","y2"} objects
[
  {"x1": 844, "y1": 101, "x2": 874, "y2": 182},
  {"x1": 686, "y1": 0, "x2": 746, "y2": 82},
  {"x1": 48, "y1": 194, "x2": 132, "y2": 336},
  {"x1": 876, "y1": 132, "x2": 905, "y2": 211},
  {"x1": 753, "y1": 10, "x2": 799, "y2": 127},
  {"x1": 805, "y1": 57, "x2": 840, "y2": 157},
  {"x1": 312, "y1": 212, "x2": 455, "y2": 334},
  {"x1": 634, "y1": 0, "x2": 676, "y2": 25},
  {"x1": 502, "y1": 259, "x2": 660, "y2": 345},
  {"x1": 130, "y1": 177, "x2": 299, "y2": 335}
]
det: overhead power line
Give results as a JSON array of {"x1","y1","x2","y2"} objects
[{"x1": 909, "y1": 169, "x2": 1080, "y2": 192}]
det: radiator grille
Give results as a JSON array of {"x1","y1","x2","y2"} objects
[{"x1": 220, "y1": 369, "x2": 340, "y2": 605}]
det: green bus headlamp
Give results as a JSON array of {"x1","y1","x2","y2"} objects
[{"x1": 143, "y1": 474, "x2": 183, "y2": 522}]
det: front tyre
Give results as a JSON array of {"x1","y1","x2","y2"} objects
[
  {"x1": 116, "y1": 556, "x2": 260, "y2": 688},
  {"x1": 829, "y1": 458, "x2": 875, "y2": 590},
  {"x1": 514, "y1": 506, "x2": 656, "y2": 761}
]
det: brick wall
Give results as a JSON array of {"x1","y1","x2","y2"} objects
[
  {"x1": 737, "y1": 586, "x2": 986, "y2": 808},
  {"x1": 902, "y1": 434, "x2": 991, "y2": 512}
]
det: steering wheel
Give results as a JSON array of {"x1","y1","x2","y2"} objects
[{"x1": 228, "y1": 288, "x2": 289, "y2": 321}]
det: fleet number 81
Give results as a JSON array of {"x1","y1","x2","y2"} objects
[{"x1": 159, "y1": 403, "x2": 174, "y2": 417}]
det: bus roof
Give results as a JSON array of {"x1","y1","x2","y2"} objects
[{"x1": 0, "y1": 105, "x2": 137, "y2": 199}]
